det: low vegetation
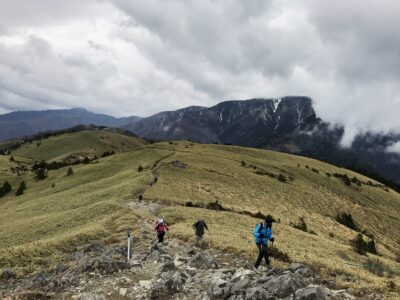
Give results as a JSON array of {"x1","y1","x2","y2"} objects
[
  {"x1": 335, "y1": 212, "x2": 359, "y2": 231},
  {"x1": 0, "y1": 181, "x2": 12, "y2": 197},
  {"x1": 351, "y1": 233, "x2": 378, "y2": 256},
  {"x1": 15, "y1": 181, "x2": 26, "y2": 196},
  {"x1": 0, "y1": 137, "x2": 399, "y2": 297},
  {"x1": 66, "y1": 167, "x2": 74, "y2": 176}
]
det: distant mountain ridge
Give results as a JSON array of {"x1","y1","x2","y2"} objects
[
  {"x1": 0, "y1": 108, "x2": 142, "y2": 141},
  {"x1": 125, "y1": 96, "x2": 316, "y2": 146},
  {"x1": 123, "y1": 96, "x2": 400, "y2": 186},
  {"x1": 1, "y1": 98, "x2": 399, "y2": 186}
]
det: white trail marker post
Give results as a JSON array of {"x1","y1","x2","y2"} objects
[{"x1": 127, "y1": 229, "x2": 132, "y2": 261}]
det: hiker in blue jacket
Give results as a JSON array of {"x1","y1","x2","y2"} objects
[{"x1": 253, "y1": 215, "x2": 275, "y2": 269}]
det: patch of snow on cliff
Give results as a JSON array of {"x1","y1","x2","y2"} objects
[{"x1": 273, "y1": 98, "x2": 282, "y2": 113}]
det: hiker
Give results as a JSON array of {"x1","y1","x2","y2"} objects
[
  {"x1": 192, "y1": 219, "x2": 208, "y2": 246},
  {"x1": 154, "y1": 218, "x2": 169, "y2": 243},
  {"x1": 253, "y1": 215, "x2": 275, "y2": 269}
]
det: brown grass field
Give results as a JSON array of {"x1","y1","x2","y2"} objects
[{"x1": 0, "y1": 136, "x2": 399, "y2": 297}]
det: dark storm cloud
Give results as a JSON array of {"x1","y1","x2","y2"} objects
[{"x1": 0, "y1": 0, "x2": 399, "y2": 144}]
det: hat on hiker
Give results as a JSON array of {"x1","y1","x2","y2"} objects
[
  {"x1": 265, "y1": 215, "x2": 274, "y2": 224},
  {"x1": 159, "y1": 218, "x2": 164, "y2": 224}
]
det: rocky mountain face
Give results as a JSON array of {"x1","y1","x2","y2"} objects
[
  {"x1": 125, "y1": 97, "x2": 316, "y2": 147},
  {"x1": 124, "y1": 97, "x2": 400, "y2": 186},
  {"x1": 1, "y1": 98, "x2": 399, "y2": 185},
  {"x1": 0, "y1": 108, "x2": 141, "y2": 141}
]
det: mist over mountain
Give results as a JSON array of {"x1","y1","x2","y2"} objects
[
  {"x1": 122, "y1": 97, "x2": 400, "y2": 185},
  {"x1": 1, "y1": 97, "x2": 399, "y2": 185}
]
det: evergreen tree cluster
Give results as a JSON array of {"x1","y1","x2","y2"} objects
[
  {"x1": 0, "y1": 181, "x2": 12, "y2": 197},
  {"x1": 32, "y1": 160, "x2": 48, "y2": 180},
  {"x1": 15, "y1": 181, "x2": 26, "y2": 196},
  {"x1": 351, "y1": 233, "x2": 377, "y2": 255},
  {"x1": 335, "y1": 212, "x2": 359, "y2": 231}
]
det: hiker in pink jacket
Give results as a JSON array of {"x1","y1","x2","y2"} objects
[{"x1": 154, "y1": 218, "x2": 169, "y2": 243}]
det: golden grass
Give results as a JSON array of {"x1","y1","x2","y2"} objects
[
  {"x1": 0, "y1": 146, "x2": 171, "y2": 275},
  {"x1": 0, "y1": 138, "x2": 399, "y2": 297},
  {"x1": 10, "y1": 129, "x2": 146, "y2": 161},
  {"x1": 144, "y1": 142, "x2": 400, "y2": 295}
]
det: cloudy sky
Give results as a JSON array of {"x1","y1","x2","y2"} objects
[{"x1": 0, "y1": 0, "x2": 399, "y2": 142}]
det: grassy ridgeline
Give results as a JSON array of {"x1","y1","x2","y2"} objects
[
  {"x1": 0, "y1": 139, "x2": 399, "y2": 295},
  {"x1": 10, "y1": 130, "x2": 146, "y2": 162},
  {"x1": 0, "y1": 147, "x2": 171, "y2": 275}
]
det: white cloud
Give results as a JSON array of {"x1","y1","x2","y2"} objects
[
  {"x1": 387, "y1": 141, "x2": 400, "y2": 154},
  {"x1": 0, "y1": 0, "x2": 399, "y2": 140}
]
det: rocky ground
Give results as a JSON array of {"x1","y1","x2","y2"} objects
[
  {"x1": 0, "y1": 200, "x2": 380, "y2": 299},
  {"x1": 1, "y1": 237, "x2": 361, "y2": 300}
]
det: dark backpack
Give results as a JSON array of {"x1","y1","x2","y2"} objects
[{"x1": 258, "y1": 223, "x2": 264, "y2": 235}]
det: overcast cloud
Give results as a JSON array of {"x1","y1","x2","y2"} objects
[{"x1": 0, "y1": 0, "x2": 399, "y2": 144}]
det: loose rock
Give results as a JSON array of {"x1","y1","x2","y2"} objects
[
  {"x1": 0, "y1": 268, "x2": 16, "y2": 281},
  {"x1": 189, "y1": 252, "x2": 219, "y2": 269}
]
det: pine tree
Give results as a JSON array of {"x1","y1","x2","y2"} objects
[
  {"x1": 66, "y1": 167, "x2": 74, "y2": 176},
  {"x1": 15, "y1": 181, "x2": 26, "y2": 196},
  {"x1": 352, "y1": 233, "x2": 367, "y2": 255},
  {"x1": 367, "y1": 239, "x2": 378, "y2": 255},
  {"x1": 0, "y1": 181, "x2": 12, "y2": 197}
]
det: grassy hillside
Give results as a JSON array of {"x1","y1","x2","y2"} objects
[
  {"x1": 0, "y1": 146, "x2": 171, "y2": 275},
  {"x1": 144, "y1": 143, "x2": 400, "y2": 292},
  {"x1": 0, "y1": 141, "x2": 399, "y2": 297},
  {"x1": 10, "y1": 129, "x2": 146, "y2": 162}
]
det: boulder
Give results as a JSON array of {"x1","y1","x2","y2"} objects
[
  {"x1": 188, "y1": 252, "x2": 219, "y2": 269},
  {"x1": 262, "y1": 272, "x2": 304, "y2": 298},
  {"x1": 245, "y1": 288, "x2": 276, "y2": 300},
  {"x1": 119, "y1": 287, "x2": 128, "y2": 297},
  {"x1": 8, "y1": 291, "x2": 54, "y2": 299},
  {"x1": 214, "y1": 278, "x2": 228, "y2": 288},
  {"x1": 32, "y1": 272, "x2": 49, "y2": 284},
  {"x1": 149, "y1": 271, "x2": 185, "y2": 298},
  {"x1": 159, "y1": 260, "x2": 176, "y2": 273},
  {"x1": 288, "y1": 263, "x2": 307, "y2": 272},
  {"x1": 0, "y1": 268, "x2": 16, "y2": 281},
  {"x1": 129, "y1": 260, "x2": 142, "y2": 268},
  {"x1": 139, "y1": 280, "x2": 152, "y2": 289},
  {"x1": 82, "y1": 257, "x2": 130, "y2": 274},
  {"x1": 55, "y1": 263, "x2": 67, "y2": 274},
  {"x1": 148, "y1": 250, "x2": 161, "y2": 262},
  {"x1": 324, "y1": 288, "x2": 356, "y2": 300},
  {"x1": 230, "y1": 277, "x2": 251, "y2": 294},
  {"x1": 78, "y1": 293, "x2": 106, "y2": 300},
  {"x1": 187, "y1": 248, "x2": 196, "y2": 256},
  {"x1": 209, "y1": 286, "x2": 231, "y2": 299},
  {"x1": 231, "y1": 268, "x2": 254, "y2": 282},
  {"x1": 82, "y1": 242, "x2": 104, "y2": 254},
  {"x1": 289, "y1": 263, "x2": 312, "y2": 278},
  {"x1": 227, "y1": 294, "x2": 245, "y2": 300},
  {"x1": 294, "y1": 285, "x2": 327, "y2": 300}
]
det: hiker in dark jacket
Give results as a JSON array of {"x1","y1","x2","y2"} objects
[
  {"x1": 192, "y1": 219, "x2": 208, "y2": 246},
  {"x1": 253, "y1": 215, "x2": 274, "y2": 269}
]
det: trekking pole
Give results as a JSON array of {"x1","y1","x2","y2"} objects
[
  {"x1": 270, "y1": 241, "x2": 274, "y2": 261},
  {"x1": 127, "y1": 229, "x2": 131, "y2": 261}
]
